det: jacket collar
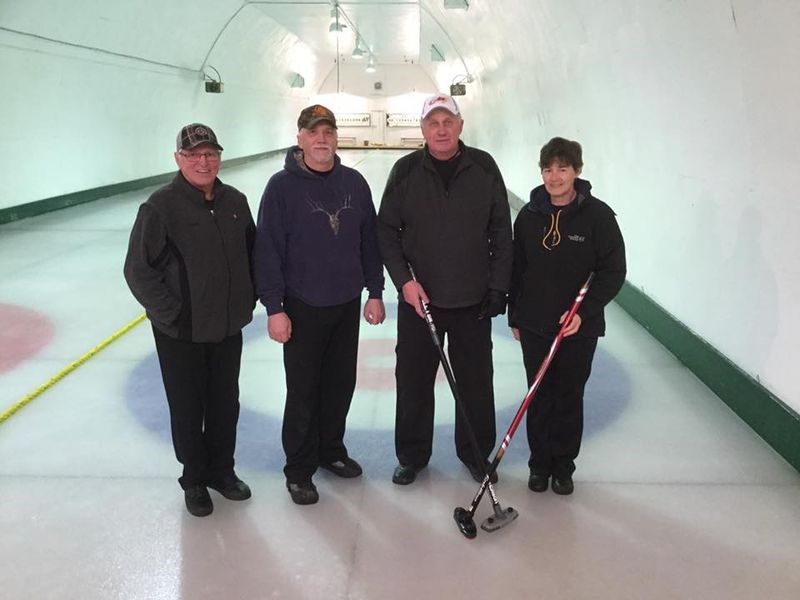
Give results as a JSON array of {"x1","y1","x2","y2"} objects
[
  {"x1": 422, "y1": 139, "x2": 471, "y2": 172},
  {"x1": 527, "y1": 177, "x2": 593, "y2": 215},
  {"x1": 285, "y1": 146, "x2": 341, "y2": 178},
  {"x1": 173, "y1": 171, "x2": 223, "y2": 203}
]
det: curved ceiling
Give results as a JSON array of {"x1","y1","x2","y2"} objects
[{"x1": 0, "y1": 1, "x2": 475, "y2": 89}]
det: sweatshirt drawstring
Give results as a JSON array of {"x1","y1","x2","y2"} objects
[{"x1": 542, "y1": 210, "x2": 562, "y2": 250}]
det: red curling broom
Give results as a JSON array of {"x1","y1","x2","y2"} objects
[{"x1": 453, "y1": 272, "x2": 595, "y2": 538}]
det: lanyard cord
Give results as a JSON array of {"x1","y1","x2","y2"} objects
[{"x1": 542, "y1": 209, "x2": 562, "y2": 251}]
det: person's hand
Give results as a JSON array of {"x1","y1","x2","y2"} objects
[
  {"x1": 267, "y1": 312, "x2": 292, "y2": 343},
  {"x1": 364, "y1": 298, "x2": 385, "y2": 325},
  {"x1": 559, "y1": 311, "x2": 582, "y2": 337},
  {"x1": 511, "y1": 327, "x2": 521, "y2": 341},
  {"x1": 401, "y1": 280, "x2": 429, "y2": 319},
  {"x1": 478, "y1": 289, "x2": 507, "y2": 319}
]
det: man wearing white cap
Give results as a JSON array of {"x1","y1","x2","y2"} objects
[{"x1": 378, "y1": 95, "x2": 512, "y2": 485}]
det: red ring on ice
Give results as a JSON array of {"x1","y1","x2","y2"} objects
[{"x1": 0, "y1": 304, "x2": 55, "y2": 374}]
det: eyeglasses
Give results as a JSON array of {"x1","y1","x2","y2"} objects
[{"x1": 178, "y1": 150, "x2": 221, "y2": 163}]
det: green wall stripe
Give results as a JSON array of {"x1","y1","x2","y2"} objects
[
  {"x1": 616, "y1": 281, "x2": 800, "y2": 473},
  {"x1": 0, "y1": 149, "x2": 285, "y2": 225}
]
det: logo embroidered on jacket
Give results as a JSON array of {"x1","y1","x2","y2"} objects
[
  {"x1": 307, "y1": 195, "x2": 353, "y2": 236},
  {"x1": 568, "y1": 234, "x2": 586, "y2": 242}
]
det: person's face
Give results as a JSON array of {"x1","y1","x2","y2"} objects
[
  {"x1": 174, "y1": 143, "x2": 221, "y2": 194},
  {"x1": 421, "y1": 109, "x2": 463, "y2": 160},
  {"x1": 542, "y1": 159, "x2": 581, "y2": 205},
  {"x1": 297, "y1": 123, "x2": 338, "y2": 170}
]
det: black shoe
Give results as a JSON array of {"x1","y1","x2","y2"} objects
[
  {"x1": 551, "y1": 475, "x2": 574, "y2": 495},
  {"x1": 184, "y1": 485, "x2": 213, "y2": 517},
  {"x1": 392, "y1": 464, "x2": 423, "y2": 485},
  {"x1": 465, "y1": 461, "x2": 498, "y2": 484},
  {"x1": 320, "y1": 457, "x2": 363, "y2": 478},
  {"x1": 528, "y1": 471, "x2": 549, "y2": 493},
  {"x1": 287, "y1": 481, "x2": 319, "y2": 505},
  {"x1": 208, "y1": 475, "x2": 252, "y2": 501}
]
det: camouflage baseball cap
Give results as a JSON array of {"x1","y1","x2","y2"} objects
[
  {"x1": 297, "y1": 105, "x2": 337, "y2": 130},
  {"x1": 176, "y1": 123, "x2": 223, "y2": 151}
]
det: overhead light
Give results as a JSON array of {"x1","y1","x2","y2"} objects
[
  {"x1": 444, "y1": 0, "x2": 469, "y2": 8},
  {"x1": 365, "y1": 55, "x2": 376, "y2": 73},
  {"x1": 329, "y1": 7, "x2": 346, "y2": 35},
  {"x1": 430, "y1": 44, "x2": 445, "y2": 62},
  {"x1": 352, "y1": 38, "x2": 366, "y2": 59}
]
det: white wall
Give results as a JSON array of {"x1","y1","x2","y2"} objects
[
  {"x1": 438, "y1": 0, "x2": 800, "y2": 412},
  {"x1": 0, "y1": 1, "x2": 319, "y2": 207},
  {"x1": 315, "y1": 63, "x2": 437, "y2": 146}
]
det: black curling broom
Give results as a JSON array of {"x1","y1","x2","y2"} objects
[{"x1": 408, "y1": 265, "x2": 517, "y2": 539}]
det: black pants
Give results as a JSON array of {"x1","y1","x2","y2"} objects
[
  {"x1": 395, "y1": 301, "x2": 496, "y2": 467},
  {"x1": 519, "y1": 329, "x2": 597, "y2": 479},
  {"x1": 282, "y1": 296, "x2": 360, "y2": 483},
  {"x1": 152, "y1": 326, "x2": 243, "y2": 489}
]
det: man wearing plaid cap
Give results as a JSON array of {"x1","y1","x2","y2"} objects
[{"x1": 124, "y1": 123, "x2": 255, "y2": 517}]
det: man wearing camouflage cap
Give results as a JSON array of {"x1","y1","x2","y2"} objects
[{"x1": 254, "y1": 105, "x2": 385, "y2": 506}]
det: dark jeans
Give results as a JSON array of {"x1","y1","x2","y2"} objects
[
  {"x1": 152, "y1": 326, "x2": 243, "y2": 489},
  {"x1": 519, "y1": 329, "x2": 597, "y2": 479},
  {"x1": 282, "y1": 296, "x2": 360, "y2": 483},
  {"x1": 395, "y1": 301, "x2": 496, "y2": 467}
]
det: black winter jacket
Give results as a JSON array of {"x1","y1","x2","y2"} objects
[
  {"x1": 377, "y1": 142, "x2": 513, "y2": 308},
  {"x1": 508, "y1": 178, "x2": 626, "y2": 338},
  {"x1": 124, "y1": 172, "x2": 256, "y2": 342}
]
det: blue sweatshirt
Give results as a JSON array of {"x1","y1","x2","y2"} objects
[{"x1": 254, "y1": 147, "x2": 384, "y2": 315}]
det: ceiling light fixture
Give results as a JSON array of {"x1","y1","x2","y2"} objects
[
  {"x1": 352, "y1": 37, "x2": 366, "y2": 59},
  {"x1": 329, "y1": 6, "x2": 346, "y2": 36}
]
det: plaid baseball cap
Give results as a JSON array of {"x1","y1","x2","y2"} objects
[
  {"x1": 421, "y1": 94, "x2": 460, "y2": 119},
  {"x1": 176, "y1": 123, "x2": 223, "y2": 151},
  {"x1": 297, "y1": 105, "x2": 337, "y2": 130}
]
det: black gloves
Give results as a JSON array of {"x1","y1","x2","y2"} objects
[{"x1": 478, "y1": 289, "x2": 507, "y2": 319}]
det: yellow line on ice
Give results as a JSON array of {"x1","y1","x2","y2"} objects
[{"x1": 0, "y1": 313, "x2": 147, "y2": 425}]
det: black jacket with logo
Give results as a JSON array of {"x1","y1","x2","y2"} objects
[
  {"x1": 508, "y1": 177, "x2": 626, "y2": 338},
  {"x1": 124, "y1": 172, "x2": 256, "y2": 343},
  {"x1": 378, "y1": 141, "x2": 513, "y2": 308}
]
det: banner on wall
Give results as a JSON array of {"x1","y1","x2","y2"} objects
[
  {"x1": 337, "y1": 113, "x2": 371, "y2": 127},
  {"x1": 386, "y1": 113, "x2": 420, "y2": 127}
]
